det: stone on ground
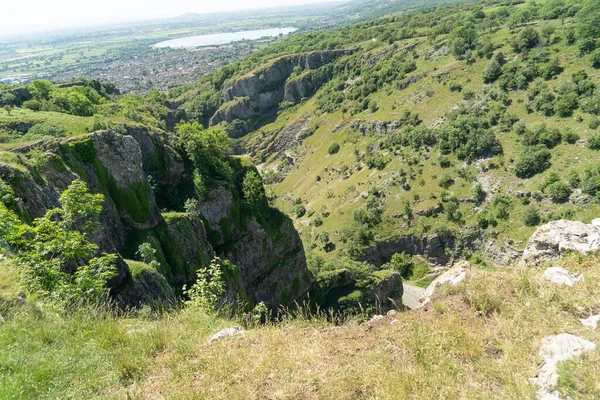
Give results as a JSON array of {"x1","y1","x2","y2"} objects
[
  {"x1": 532, "y1": 333, "x2": 597, "y2": 399},
  {"x1": 523, "y1": 219, "x2": 600, "y2": 265},
  {"x1": 420, "y1": 260, "x2": 471, "y2": 304},
  {"x1": 208, "y1": 326, "x2": 245, "y2": 344},
  {"x1": 580, "y1": 314, "x2": 600, "y2": 330},
  {"x1": 542, "y1": 267, "x2": 583, "y2": 287}
]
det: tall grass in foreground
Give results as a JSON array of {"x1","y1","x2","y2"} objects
[{"x1": 1, "y1": 253, "x2": 599, "y2": 399}]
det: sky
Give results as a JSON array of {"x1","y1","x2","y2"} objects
[{"x1": 0, "y1": 0, "x2": 337, "y2": 36}]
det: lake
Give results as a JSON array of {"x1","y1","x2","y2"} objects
[{"x1": 154, "y1": 27, "x2": 298, "y2": 48}]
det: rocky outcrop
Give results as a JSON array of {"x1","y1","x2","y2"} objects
[
  {"x1": 421, "y1": 261, "x2": 471, "y2": 305},
  {"x1": 210, "y1": 50, "x2": 351, "y2": 135},
  {"x1": 359, "y1": 230, "x2": 481, "y2": 267},
  {"x1": 321, "y1": 269, "x2": 403, "y2": 315},
  {"x1": 542, "y1": 267, "x2": 583, "y2": 287},
  {"x1": 1, "y1": 128, "x2": 315, "y2": 310},
  {"x1": 532, "y1": 334, "x2": 596, "y2": 400},
  {"x1": 522, "y1": 219, "x2": 600, "y2": 265},
  {"x1": 283, "y1": 65, "x2": 334, "y2": 104},
  {"x1": 196, "y1": 186, "x2": 314, "y2": 309}
]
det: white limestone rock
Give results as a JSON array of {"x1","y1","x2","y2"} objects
[
  {"x1": 208, "y1": 326, "x2": 245, "y2": 345},
  {"x1": 532, "y1": 333, "x2": 596, "y2": 399},
  {"x1": 580, "y1": 315, "x2": 600, "y2": 330},
  {"x1": 542, "y1": 267, "x2": 583, "y2": 287},
  {"x1": 523, "y1": 219, "x2": 600, "y2": 265},
  {"x1": 420, "y1": 261, "x2": 471, "y2": 304}
]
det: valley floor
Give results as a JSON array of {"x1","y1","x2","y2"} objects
[{"x1": 1, "y1": 253, "x2": 599, "y2": 399}]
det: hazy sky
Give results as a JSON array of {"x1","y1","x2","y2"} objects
[{"x1": 1, "y1": 0, "x2": 337, "y2": 36}]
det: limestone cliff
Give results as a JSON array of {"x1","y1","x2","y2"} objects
[
  {"x1": 209, "y1": 50, "x2": 351, "y2": 135},
  {"x1": 0, "y1": 127, "x2": 315, "y2": 309}
]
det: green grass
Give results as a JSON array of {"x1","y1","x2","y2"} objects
[{"x1": 1, "y1": 249, "x2": 599, "y2": 399}]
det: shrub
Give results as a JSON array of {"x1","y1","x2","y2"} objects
[
  {"x1": 588, "y1": 134, "x2": 600, "y2": 150},
  {"x1": 477, "y1": 211, "x2": 497, "y2": 229},
  {"x1": 492, "y1": 194, "x2": 512, "y2": 220},
  {"x1": 242, "y1": 170, "x2": 265, "y2": 205},
  {"x1": 90, "y1": 114, "x2": 108, "y2": 131},
  {"x1": 388, "y1": 252, "x2": 413, "y2": 279},
  {"x1": 546, "y1": 181, "x2": 572, "y2": 203},
  {"x1": 472, "y1": 183, "x2": 486, "y2": 204},
  {"x1": 462, "y1": 88, "x2": 476, "y2": 100},
  {"x1": 592, "y1": 49, "x2": 600, "y2": 68},
  {"x1": 328, "y1": 142, "x2": 340, "y2": 155},
  {"x1": 483, "y1": 58, "x2": 502, "y2": 83},
  {"x1": 0, "y1": 180, "x2": 116, "y2": 305},
  {"x1": 437, "y1": 173, "x2": 454, "y2": 189},
  {"x1": 562, "y1": 128, "x2": 580, "y2": 144},
  {"x1": 567, "y1": 170, "x2": 581, "y2": 188},
  {"x1": 22, "y1": 99, "x2": 41, "y2": 111},
  {"x1": 294, "y1": 204, "x2": 306, "y2": 218},
  {"x1": 521, "y1": 205, "x2": 541, "y2": 226},
  {"x1": 515, "y1": 146, "x2": 551, "y2": 178},
  {"x1": 184, "y1": 257, "x2": 227, "y2": 310},
  {"x1": 449, "y1": 82, "x2": 463, "y2": 92},
  {"x1": 27, "y1": 123, "x2": 67, "y2": 138},
  {"x1": 588, "y1": 117, "x2": 600, "y2": 130}
]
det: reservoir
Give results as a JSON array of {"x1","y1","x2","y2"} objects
[{"x1": 154, "y1": 27, "x2": 297, "y2": 48}]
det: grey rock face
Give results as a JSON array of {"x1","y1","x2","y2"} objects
[
  {"x1": 210, "y1": 50, "x2": 351, "y2": 135},
  {"x1": 523, "y1": 219, "x2": 600, "y2": 265}
]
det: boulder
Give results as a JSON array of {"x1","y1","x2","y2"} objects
[
  {"x1": 208, "y1": 326, "x2": 245, "y2": 344},
  {"x1": 542, "y1": 267, "x2": 583, "y2": 287},
  {"x1": 523, "y1": 219, "x2": 600, "y2": 265},
  {"x1": 580, "y1": 314, "x2": 600, "y2": 330},
  {"x1": 421, "y1": 260, "x2": 471, "y2": 304},
  {"x1": 531, "y1": 333, "x2": 596, "y2": 399}
]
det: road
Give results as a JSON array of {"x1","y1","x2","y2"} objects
[{"x1": 403, "y1": 283, "x2": 426, "y2": 310}]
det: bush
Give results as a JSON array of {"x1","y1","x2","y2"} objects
[
  {"x1": 477, "y1": 211, "x2": 496, "y2": 229},
  {"x1": 515, "y1": 146, "x2": 551, "y2": 178},
  {"x1": 449, "y1": 82, "x2": 463, "y2": 92},
  {"x1": 328, "y1": 142, "x2": 340, "y2": 155},
  {"x1": 437, "y1": 173, "x2": 454, "y2": 189},
  {"x1": 588, "y1": 117, "x2": 600, "y2": 130},
  {"x1": 294, "y1": 204, "x2": 306, "y2": 218},
  {"x1": 22, "y1": 99, "x2": 41, "y2": 111},
  {"x1": 472, "y1": 183, "x2": 486, "y2": 204},
  {"x1": 27, "y1": 123, "x2": 67, "y2": 138},
  {"x1": 492, "y1": 194, "x2": 512, "y2": 220},
  {"x1": 462, "y1": 88, "x2": 476, "y2": 100},
  {"x1": 589, "y1": 134, "x2": 600, "y2": 149},
  {"x1": 592, "y1": 49, "x2": 600, "y2": 68},
  {"x1": 521, "y1": 205, "x2": 541, "y2": 226},
  {"x1": 388, "y1": 252, "x2": 413, "y2": 279},
  {"x1": 562, "y1": 128, "x2": 580, "y2": 144},
  {"x1": 483, "y1": 58, "x2": 502, "y2": 83},
  {"x1": 546, "y1": 181, "x2": 572, "y2": 203}
]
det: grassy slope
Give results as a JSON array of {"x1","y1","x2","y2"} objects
[
  {"x1": 249, "y1": 9, "x2": 600, "y2": 261},
  {"x1": 1, "y1": 252, "x2": 599, "y2": 399}
]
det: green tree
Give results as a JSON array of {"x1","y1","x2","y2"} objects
[
  {"x1": 449, "y1": 25, "x2": 478, "y2": 59},
  {"x1": 29, "y1": 80, "x2": 54, "y2": 101},
  {"x1": 177, "y1": 122, "x2": 232, "y2": 181},
  {"x1": 0, "y1": 180, "x2": 116, "y2": 304},
  {"x1": 389, "y1": 252, "x2": 413, "y2": 279},
  {"x1": 184, "y1": 257, "x2": 228, "y2": 310},
  {"x1": 242, "y1": 170, "x2": 265, "y2": 205},
  {"x1": 546, "y1": 181, "x2": 572, "y2": 203},
  {"x1": 328, "y1": 141, "x2": 340, "y2": 155},
  {"x1": 522, "y1": 205, "x2": 541, "y2": 227}
]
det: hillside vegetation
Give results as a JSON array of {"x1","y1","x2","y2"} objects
[
  {"x1": 1, "y1": 251, "x2": 599, "y2": 398},
  {"x1": 181, "y1": 0, "x2": 600, "y2": 276},
  {"x1": 1, "y1": 0, "x2": 600, "y2": 398}
]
